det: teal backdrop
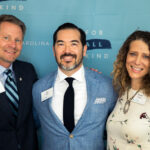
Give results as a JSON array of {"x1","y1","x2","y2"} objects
[
  {"x1": 1, "y1": 0, "x2": 150, "y2": 149},
  {"x1": 0, "y1": 0, "x2": 150, "y2": 78}
]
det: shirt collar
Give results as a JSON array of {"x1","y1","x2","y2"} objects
[
  {"x1": 0, "y1": 64, "x2": 13, "y2": 76},
  {"x1": 57, "y1": 65, "x2": 85, "y2": 82}
]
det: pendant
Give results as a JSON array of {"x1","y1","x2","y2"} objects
[{"x1": 123, "y1": 100, "x2": 130, "y2": 114}]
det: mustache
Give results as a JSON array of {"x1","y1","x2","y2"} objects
[{"x1": 60, "y1": 53, "x2": 76, "y2": 59}]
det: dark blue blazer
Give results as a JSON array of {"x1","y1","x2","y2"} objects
[{"x1": 0, "y1": 60, "x2": 38, "y2": 150}]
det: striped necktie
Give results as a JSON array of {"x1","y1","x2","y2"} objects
[{"x1": 4, "y1": 69, "x2": 19, "y2": 116}]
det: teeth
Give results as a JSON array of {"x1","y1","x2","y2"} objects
[
  {"x1": 5, "y1": 50, "x2": 16, "y2": 54},
  {"x1": 63, "y1": 56, "x2": 73, "y2": 61},
  {"x1": 131, "y1": 66, "x2": 143, "y2": 71}
]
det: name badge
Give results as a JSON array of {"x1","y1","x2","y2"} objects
[
  {"x1": 41, "y1": 88, "x2": 53, "y2": 102},
  {"x1": 132, "y1": 92, "x2": 146, "y2": 104},
  {"x1": 0, "y1": 81, "x2": 5, "y2": 93}
]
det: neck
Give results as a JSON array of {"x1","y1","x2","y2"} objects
[
  {"x1": 0, "y1": 61, "x2": 11, "y2": 69},
  {"x1": 131, "y1": 79, "x2": 142, "y2": 90}
]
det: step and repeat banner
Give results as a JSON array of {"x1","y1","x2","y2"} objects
[{"x1": 0, "y1": 0, "x2": 150, "y2": 78}]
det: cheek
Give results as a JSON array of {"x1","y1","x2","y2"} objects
[
  {"x1": 145, "y1": 62, "x2": 150, "y2": 71},
  {"x1": 126, "y1": 55, "x2": 134, "y2": 66},
  {"x1": 55, "y1": 51, "x2": 62, "y2": 60},
  {"x1": 17, "y1": 44, "x2": 22, "y2": 51},
  {"x1": 0, "y1": 41, "x2": 6, "y2": 49},
  {"x1": 125, "y1": 58, "x2": 131, "y2": 73},
  {"x1": 126, "y1": 54, "x2": 131, "y2": 63},
  {"x1": 126, "y1": 63, "x2": 130, "y2": 73}
]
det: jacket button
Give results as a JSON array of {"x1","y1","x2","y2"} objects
[{"x1": 69, "y1": 134, "x2": 74, "y2": 138}]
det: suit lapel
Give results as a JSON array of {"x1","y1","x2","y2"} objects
[
  {"x1": 42, "y1": 71, "x2": 68, "y2": 132},
  {"x1": 13, "y1": 62, "x2": 28, "y2": 127},
  {"x1": 74, "y1": 68, "x2": 98, "y2": 131}
]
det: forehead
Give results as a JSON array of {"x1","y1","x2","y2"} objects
[
  {"x1": 0, "y1": 21, "x2": 23, "y2": 39},
  {"x1": 56, "y1": 29, "x2": 81, "y2": 41},
  {"x1": 129, "y1": 40, "x2": 150, "y2": 53},
  {"x1": 0, "y1": 21, "x2": 22, "y2": 33}
]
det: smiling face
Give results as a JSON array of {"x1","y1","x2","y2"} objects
[
  {"x1": 0, "y1": 21, "x2": 23, "y2": 68},
  {"x1": 53, "y1": 28, "x2": 87, "y2": 76},
  {"x1": 126, "y1": 40, "x2": 150, "y2": 88}
]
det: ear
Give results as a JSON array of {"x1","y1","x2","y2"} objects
[{"x1": 83, "y1": 44, "x2": 87, "y2": 56}]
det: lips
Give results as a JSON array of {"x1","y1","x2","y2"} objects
[
  {"x1": 63, "y1": 56, "x2": 74, "y2": 62},
  {"x1": 4, "y1": 49, "x2": 17, "y2": 54},
  {"x1": 131, "y1": 65, "x2": 143, "y2": 72},
  {"x1": 61, "y1": 53, "x2": 76, "y2": 58},
  {"x1": 60, "y1": 53, "x2": 76, "y2": 62}
]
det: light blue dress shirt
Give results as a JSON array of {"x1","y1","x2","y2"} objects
[{"x1": 0, "y1": 65, "x2": 14, "y2": 86}]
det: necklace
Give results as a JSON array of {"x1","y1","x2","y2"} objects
[{"x1": 123, "y1": 88, "x2": 140, "y2": 114}]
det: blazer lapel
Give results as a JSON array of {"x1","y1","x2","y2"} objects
[
  {"x1": 12, "y1": 62, "x2": 28, "y2": 127},
  {"x1": 73, "y1": 68, "x2": 98, "y2": 131},
  {"x1": 39, "y1": 71, "x2": 68, "y2": 133}
]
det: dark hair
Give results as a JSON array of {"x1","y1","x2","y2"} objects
[
  {"x1": 0, "y1": 14, "x2": 26, "y2": 38},
  {"x1": 113, "y1": 30, "x2": 150, "y2": 96},
  {"x1": 53, "y1": 23, "x2": 86, "y2": 46}
]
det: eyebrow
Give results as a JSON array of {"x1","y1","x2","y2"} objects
[
  {"x1": 56, "y1": 40, "x2": 80, "y2": 43},
  {"x1": 143, "y1": 52, "x2": 150, "y2": 55},
  {"x1": 56, "y1": 40, "x2": 64, "y2": 43},
  {"x1": 71, "y1": 40, "x2": 79, "y2": 43},
  {"x1": 129, "y1": 50, "x2": 150, "y2": 55}
]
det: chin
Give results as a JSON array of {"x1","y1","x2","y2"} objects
[{"x1": 130, "y1": 75, "x2": 143, "y2": 80}]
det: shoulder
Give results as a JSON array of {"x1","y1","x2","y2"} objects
[
  {"x1": 13, "y1": 60, "x2": 37, "y2": 82},
  {"x1": 13, "y1": 60, "x2": 35, "y2": 69},
  {"x1": 85, "y1": 68, "x2": 112, "y2": 86},
  {"x1": 13, "y1": 60, "x2": 37, "y2": 77},
  {"x1": 85, "y1": 68, "x2": 117, "y2": 111},
  {"x1": 33, "y1": 70, "x2": 57, "y2": 92},
  {"x1": 85, "y1": 68, "x2": 116, "y2": 97}
]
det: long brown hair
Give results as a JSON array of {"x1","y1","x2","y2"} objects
[{"x1": 112, "y1": 30, "x2": 150, "y2": 97}]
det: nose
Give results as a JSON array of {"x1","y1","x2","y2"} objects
[
  {"x1": 135, "y1": 56, "x2": 141, "y2": 65},
  {"x1": 8, "y1": 40, "x2": 16, "y2": 48},
  {"x1": 64, "y1": 44, "x2": 70, "y2": 53}
]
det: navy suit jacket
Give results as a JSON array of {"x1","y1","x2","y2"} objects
[{"x1": 0, "y1": 60, "x2": 38, "y2": 150}]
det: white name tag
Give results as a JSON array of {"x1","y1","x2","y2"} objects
[
  {"x1": 41, "y1": 88, "x2": 53, "y2": 102},
  {"x1": 132, "y1": 92, "x2": 146, "y2": 104},
  {"x1": 0, "y1": 81, "x2": 5, "y2": 93}
]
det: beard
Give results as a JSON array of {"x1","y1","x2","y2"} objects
[{"x1": 56, "y1": 52, "x2": 83, "y2": 71}]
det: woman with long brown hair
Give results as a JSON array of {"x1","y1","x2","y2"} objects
[{"x1": 107, "y1": 30, "x2": 150, "y2": 150}]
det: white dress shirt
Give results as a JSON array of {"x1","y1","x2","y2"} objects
[
  {"x1": 51, "y1": 65, "x2": 87, "y2": 125},
  {"x1": 0, "y1": 65, "x2": 13, "y2": 86}
]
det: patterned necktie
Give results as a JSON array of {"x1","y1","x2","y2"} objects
[
  {"x1": 63, "y1": 77, "x2": 75, "y2": 133},
  {"x1": 4, "y1": 69, "x2": 19, "y2": 116}
]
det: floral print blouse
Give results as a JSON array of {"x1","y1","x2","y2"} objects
[{"x1": 107, "y1": 89, "x2": 150, "y2": 150}]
